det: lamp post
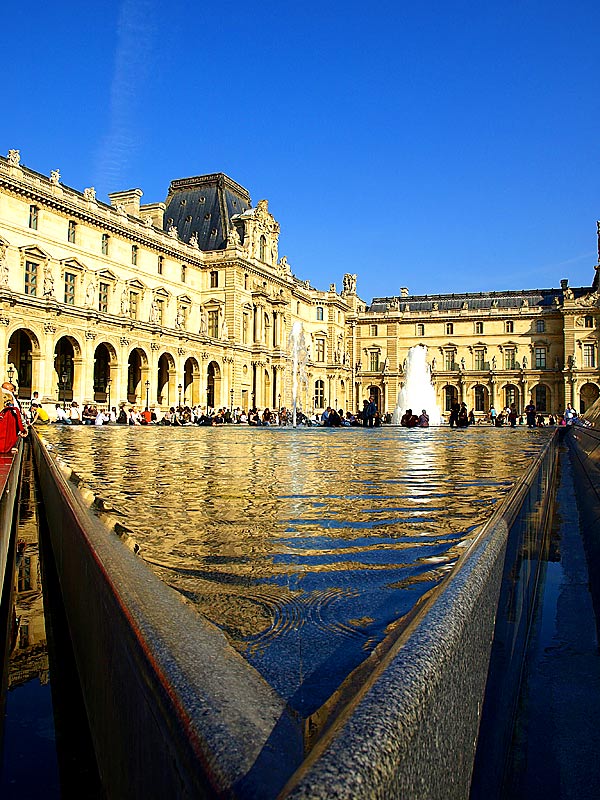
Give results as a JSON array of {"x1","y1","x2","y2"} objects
[
  {"x1": 107, "y1": 379, "x2": 111, "y2": 414},
  {"x1": 230, "y1": 388, "x2": 234, "y2": 411},
  {"x1": 7, "y1": 364, "x2": 14, "y2": 389},
  {"x1": 178, "y1": 383, "x2": 182, "y2": 408},
  {"x1": 61, "y1": 371, "x2": 68, "y2": 410},
  {"x1": 278, "y1": 393, "x2": 281, "y2": 410},
  {"x1": 145, "y1": 379, "x2": 150, "y2": 411}
]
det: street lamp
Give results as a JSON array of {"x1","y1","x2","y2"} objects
[
  {"x1": 230, "y1": 387, "x2": 234, "y2": 411},
  {"x1": 178, "y1": 383, "x2": 182, "y2": 407},
  {"x1": 277, "y1": 393, "x2": 281, "y2": 410},
  {"x1": 61, "y1": 371, "x2": 68, "y2": 410},
  {"x1": 145, "y1": 379, "x2": 150, "y2": 411},
  {"x1": 107, "y1": 379, "x2": 111, "y2": 414},
  {"x1": 7, "y1": 364, "x2": 14, "y2": 385}
]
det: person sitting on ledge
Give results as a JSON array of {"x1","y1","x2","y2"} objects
[
  {"x1": 418, "y1": 409, "x2": 430, "y2": 427},
  {"x1": 401, "y1": 409, "x2": 419, "y2": 427}
]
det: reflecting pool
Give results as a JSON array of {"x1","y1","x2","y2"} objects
[{"x1": 39, "y1": 425, "x2": 553, "y2": 716}]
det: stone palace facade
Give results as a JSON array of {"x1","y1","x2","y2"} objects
[{"x1": 1, "y1": 149, "x2": 598, "y2": 417}]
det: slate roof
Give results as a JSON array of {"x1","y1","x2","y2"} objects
[
  {"x1": 163, "y1": 174, "x2": 251, "y2": 250},
  {"x1": 367, "y1": 286, "x2": 591, "y2": 314}
]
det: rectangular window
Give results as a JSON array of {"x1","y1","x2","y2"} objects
[
  {"x1": 68, "y1": 220, "x2": 76, "y2": 243},
  {"x1": 98, "y1": 281, "x2": 109, "y2": 312},
  {"x1": 101, "y1": 233, "x2": 109, "y2": 256},
  {"x1": 370, "y1": 352, "x2": 380, "y2": 372},
  {"x1": 475, "y1": 350, "x2": 485, "y2": 370},
  {"x1": 536, "y1": 319, "x2": 545, "y2": 333},
  {"x1": 416, "y1": 323, "x2": 425, "y2": 336},
  {"x1": 210, "y1": 270, "x2": 218, "y2": 288},
  {"x1": 316, "y1": 338, "x2": 325, "y2": 362},
  {"x1": 158, "y1": 255, "x2": 163, "y2": 275},
  {"x1": 445, "y1": 351, "x2": 455, "y2": 370},
  {"x1": 583, "y1": 344, "x2": 595, "y2": 368},
  {"x1": 208, "y1": 309, "x2": 219, "y2": 337},
  {"x1": 504, "y1": 349, "x2": 516, "y2": 370},
  {"x1": 585, "y1": 316, "x2": 594, "y2": 328},
  {"x1": 242, "y1": 312, "x2": 249, "y2": 344},
  {"x1": 29, "y1": 205, "x2": 38, "y2": 230},
  {"x1": 370, "y1": 324, "x2": 378, "y2": 336},
  {"x1": 475, "y1": 321, "x2": 483, "y2": 334},
  {"x1": 155, "y1": 299, "x2": 164, "y2": 325},
  {"x1": 64, "y1": 272, "x2": 76, "y2": 305},
  {"x1": 129, "y1": 291, "x2": 138, "y2": 320},
  {"x1": 181, "y1": 264, "x2": 187, "y2": 283},
  {"x1": 446, "y1": 323, "x2": 453, "y2": 335},
  {"x1": 534, "y1": 347, "x2": 546, "y2": 369},
  {"x1": 316, "y1": 306, "x2": 324, "y2": 321},
  {"x1": 24, "y1": 260, "x2": 38, "y2": 296},
  {"x1": 131, "y1": 245, "x2": 138, "y2": 266},
  {"x1": 505, "y1": 320, "x2": 514, "y2": 333}
]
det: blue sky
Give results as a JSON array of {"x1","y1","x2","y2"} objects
[{"x1": 4, "y1": 1, "x2": 599, "y2": 300}]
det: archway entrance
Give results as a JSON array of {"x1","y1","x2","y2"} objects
[
  {"x1": 580, "y1": 382, "x2": 600, "y2": 413},
  {"x1": 473, "y1": 384, "x2": 489, "y2": 413},
  {"x1": 157, "y1": 353, "x2": 175, "y2": 407},
  {"x1": 444, "y1": 385, "x2": 458, "y2": 412},
  {"x1": 366, "y1": 385, "x2": 381, "y2": 413},
  {"x1": 93, "y1": 343, "x2": 111, "y2": 403},
  {"x1": 183, "y1": 357, "x2": 200, "y2": 406},
  {"x1": 127, "y1": 348, "x2": 147, "y2": 404},
  {"x1": 54, "y1": 337, "x2": 75, "y2": 405},
  {"x1": 7, "y1": 329, "x2": 35, "y2": 399},
  {"x1": 207, "y1": 361, "x2": 221, "y2": 409},
  {"x1": 504, "y1": 384, "x2": 520, "y2": 413}
]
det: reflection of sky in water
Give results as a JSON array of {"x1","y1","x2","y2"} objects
[{"x1": 40, "y1": 426, "x2": 552, "y2": 716}]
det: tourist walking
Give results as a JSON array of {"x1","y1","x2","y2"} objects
[
  {"x1": 525, "y1": 399, "x2": 536, "y2": 428},
  {"x1": 564, "y1": 403, "x2": 577, "y2": 425}
]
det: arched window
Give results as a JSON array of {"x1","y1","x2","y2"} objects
[
  {"x1": 474, "y1": 385, "x2": 486, "y2": 412},
  {"x1": 316, "y1": 306, "x2": 324, "y2": 321},
  {"x1": 535, "y1": 384, "x2": 548, "y2": 412},
  {"x1": 444, "y1": 385, "x2": 458, "y2": 411},
  {"x1": 536, "y1": 319, "x2": 545, "y2": 333},
  {"x1": 314, "y1": 380, "x2": 325, "y2": 408},
  {"x1": 446, "y1": 322, "x2": 453, "y2": 335},
  {"x1": 259, "y1": 235, "x2": 267, "y2": 261}
]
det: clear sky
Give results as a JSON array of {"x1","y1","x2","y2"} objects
[{"x1": 3, "y1": 1, "x2": 599, "y2": 301}]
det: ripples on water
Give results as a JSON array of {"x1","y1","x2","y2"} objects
[{"x1": 39, "y1": 425, "x2": 552, "y2": 715}]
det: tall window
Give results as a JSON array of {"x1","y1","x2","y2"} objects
[
  {"x1": 210, "y1": 270, "x2": 218, "y2": 288},
  {"x1": 28, "y1": 205, "x2": 38, "y2": 230},
  {"x1": 157, "y1": 255, "x2": 163, "y2": 275},
  {"x1": 534, "y1": 347, "x2": 546, "y2": 369},
  {"x1": 536, "y1": 319, "x2": 545, "y2": 333},
  {"x1": 583, "y1": 343, "x2": 596, "y2": 368},
  {"x1": 64, "y1": 272, "x2": 76, "y2": 305},
  {"x1": 208, "y1": 309, "x2": 219, "y2": 337},
  {"x1": 505, "y1": 385, "x2": 518, "y2": 408},
  {"x1": 445, "y1": 350, "x2": 455, "y2": 370},
  {"x1": 155, "y1": 299, "x2": 164, "y2": 325},
  {"x1": 242, "y1": 312, "x2": 249, "y2": 344},
  {"x1": 475, "y1": 349, "x2": 485, "y2": 370},
  {"x1": 316, "y1": 338, "x2": 325, "y2": 362},
  {"x1": 416, "y1": 323, "x2": 425, "y2": 336},
  {"x1": 370, "y1": 351, "x2": 380, "y2": 372},
  {"x1": 505, "y1": 320, "x2": 514, "y2": 333},
  {"x1": 129, "y1": 291, "x2": 138, "y2": 320},
  {"x1": 67, "y1": 220, "x2": 77, "y2": 243},
  {"x1": 475, "y1": 321, "x2": 483, "y2": 334},
  {"x1": 446, "y1": 322, "x2": 453, "y2": 335},
  {"x1": 314, "y1": 380, "x2": 325, "y2": 408},
  {"x1": 24, "y1": 260, "x2": 38, "y2": 296},
  {"x1": 504, "y1": 349, "x2": 516, "y2": 370},
  {"x1": 98, "y1": 281, "x2": 109, "y2": 312},
  {"x1": 131, "y1": 245, "x2": 138, "y2": 266},
  {"x1": 474, "y1": 385, "x2": 486, "y2": 412},
  {"x1": 101, "y1": 233, "x2": 109, "y2": 256},
  {"x1": 259, "y1": 235, "x2": 267, "y2": 261},
  {"x1": 535, "y1": 385, "x2": 548, "y2": 412},
  {"x1": 181, "y1": 264, "x2": 187, "y2": 283},
  {"x1": 370, "y1": 324, "x2": 378, "y2": 336},
  {"x1": 584, "y1": 315, "x2": 594, "y2": 328},
  {"x1": 316, "y1": 306, "x2": 324, "y2": 321}
]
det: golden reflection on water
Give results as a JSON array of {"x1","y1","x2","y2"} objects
[{"x1": 40, "y1": 425, "x2": 552, "y2": 713}]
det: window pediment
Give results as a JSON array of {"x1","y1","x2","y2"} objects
[
  {"x1": 97, "y1": 269, "x2": 117, "y2": 282},
  {"x1": 178, "y1": 294, "x2": 192, "y2": 305},
  {"x1": 60, "y1": 257, "x2": 86, "y2": 272},
  {"x1": 20, "y1": 244, "x2": 50, "y2": 261},
  {"x1": 127, "y1": 278, "x2": 146, "y2": 290},
  {"x1": 154, "y1": 286, "x2": 171, "y2": 299}
]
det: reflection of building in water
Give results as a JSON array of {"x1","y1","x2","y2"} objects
[
  {"x1": 1, "y1": 149, "x2": 598, "y2": 418},
  {"x1": 9, "y1": 458, "x2": 48, "y2": 689}
]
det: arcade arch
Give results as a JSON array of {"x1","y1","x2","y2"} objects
[
  {"x1": 127, "y1": 347, "x2": 148, "y2": 405},
  {"x1": 54, "y1": 335, "x2": 82, "y2": 404},
  {"x1": 183, "y1": 357, "x2": 200, "y2": 406},
  {"x1": 93, "y1": 342, "x2": 117, "y2": 403},
  {"x1": 580, "y1": 382, "x2": 600, "y2": 414},
  {"x1": 7, "y1": 328, "x2": 40, "y2": 398},
  {"x1": 206, "y1": 361, "x2": 221, "y2": 409},
  {"x1": 157, "y1": 352, "x2": 176, "y2": 407}
]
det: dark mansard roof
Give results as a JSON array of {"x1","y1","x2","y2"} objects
[
  {"x1": 163, "y1": 174, "x2": 251, "y2": 251},
  {"x1": 367, "y1": 286, "x2": 591, "y2": 314}
]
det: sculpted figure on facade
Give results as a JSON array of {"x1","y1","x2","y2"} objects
[
  {"x1": 221, "y1": 313, "x2": 229, "y2": 340},
  {"x1": 563, "y1": 286, "x2": 574, "y2": 301},
  {"x1": 121, "y1": 289, "x2": 130, "y2": 315},
  {"x1": 278, "y1": 255, "x2": 292, "y2": 276},
  {"x1": 227, "y1": 225, "x2": 240, "y2": 247},
  {"x1": 85, "y1": 281, "x2": 95, "y2": 307},
  {"x1": 167, "y1": 223, "x2": 178, "y2": 239},
  {"x1": 522, "y1": 355, "x2": 527, "y2": 368},
  {"x1": 175, "y1": 305, "x2": 185, "y2": 329},
  {"x1": 491, "y1": 355, "x2": 497, "y2": 369},
  {"x1": 189, "y1": 231, "x2": 199, "y2": 247},
  {"x1": 342, "y1": 273, "x2": 357, "y2": 295},
  {"x1": 149, "y1": 300, "x2": 159, "y2": 324},
  {"x1": 43, "y1": 266, "x2": 54, "y2": 297},
  {"x1": 7, "y1": 150, "x2": 20, "y2": 167},
  {"x1": 200, "y1": 309, "x2": 208, "y2": 335},
  {"x1": 83, "y1": 187, "x2": 96, "y2": 202},
  {"x1": 143, "y1": 215, "x2": 153, "y2": 227},
  {"x1": 50, "y1": 169, "x2": 60, "y2": 185},
  {"x1": 0, "y1": 244, "x2": 8, "y2": 287}
]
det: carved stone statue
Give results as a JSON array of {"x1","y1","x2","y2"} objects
[
  {"x1": 0, "y1": 248, "x2": 8, "y2": 287},
  {"x1": 460, "y1": 357, "x2": 466, "y2": 370},
  {"x1": 85, "y1": 281, "x2": 95, "y2": 307},
  {"x1": 175, "y1": 305, "x2": 184, "y2": 329},
  {"x1": 491, "y1": 355, "x2": 497, "y2": 369},
  {"x1": 83, "y1": 187, "x2": 96, "y2": 202},
  {"x1": 121, "y1": 289, "x2": 130, "y2": 315},
  {"x1": 227, "y1": 226, "x2": 240, "y2": 246},
  {"x1": 563, "y1": 286, "x2": 574, "y2": 301},
  {"x1": 167, "y1": 224, "x2": 178, "y2": 239},
  {"x1": 149, "y1": 300, "x2": 159, "y2": 324},
  {"x1": 221, "y1": 314, "x2": 229, "y2": 340},
  {"x1": 200, "y1": 309, "x2": 208, "y2": 335},
  {"x1": 7, "y1": 149, "x2": 20, "y2": 166},
  {"x1": 143, "y1": 215, "x2": 153, "y2": 227},
  {"x1": 189, "y1": 231, "x2": 199, "y2": 247},
  {"x1": 43, "y1": 266, "x2": 54, "y2": 298},
  {"x1": 432, "y1": 302, "x2": 439, "y2": 311},
  {"x1": 279, "y1": 255, "x2": 292, "y2": 275},
  {"x1": 522, "y1": 355, "x2": 527, "y2": 369},
  {"x1": 50, "y1": 169, "x2": 60, "y2": 185},
  {"x1": 342, "y1": 273, "x2": 357, "y2": 294}
]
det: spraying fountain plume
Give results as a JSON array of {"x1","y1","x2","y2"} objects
[
  {"x1": 391, "y1": 344, "x2": 443, "y2": 425},
  {"x1": 287, "y1": 321, "x2": 308, "y2": 427}
]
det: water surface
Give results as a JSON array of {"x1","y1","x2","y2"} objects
[{"x1": 39, "y1": 425, "x2": 553, "y2": 715}]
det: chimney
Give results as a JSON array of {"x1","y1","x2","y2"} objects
[
  {"x1": 400, "y1": 287, "x2": 409, "y2": 298},
  {"x1": 108, "y1": 188, "x2": 143, "y2": 217},
  {"x1": 560, "y1": 278, "x2": 569, "y2": 291},
  {"x1": 139, "y1": 202, "x2": 166, "y2": 228}
]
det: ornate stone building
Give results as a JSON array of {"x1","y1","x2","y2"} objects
[{"x1": 0, "y1": 148, "x2": 598, "y2": 417}]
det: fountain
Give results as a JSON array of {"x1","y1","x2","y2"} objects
[
  {"x1": 287, "y1": 321, "x2": 308, "y2": 427},
  {"x1": 391, "y1": 344, "x2": 443, "y2": 425}
]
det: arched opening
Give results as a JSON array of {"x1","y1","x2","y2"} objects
[
  {"x1": 127, "y1": 348, "x2": 147, "y2": 404},
  {"x1": 93, "y1": 343, "x2": 112, "y2": 403},
  {"x1": 504, "y1": 383, "x2": 520, "y2": 413},
  {"x1": 367, "y1": 385, "x2": 381, "y2": 413},
  {"x1": 473, "y1": 384, "x2": 489, "y2": 413},
  {"x1": 7, "y1": 329, "x2": 36, "y2": 399},
  {"x1": 444, "y1": 385, "x2": 458, "y2": 412},
  {"x1": 207, "y1": 361, "x2": 221, "y2": 409},
  {"x1": 259, "y1": 235, "x2": 267, "y2": 261},
  {"x1": 264, "y1": 369, "x2": 271, "y2": 409},
  {"x1": 183, "y1": 357, "x2": 200, "y2": 405},
  {"x1": 157, "y1": 352, "x2": 175, "y2": 407},
  {"x1": 580, "y1": 382, "x2": 600, "y2": 414},
  {"x1": 54, "y1": 336, "x2": 76, "y2": 405},
  {"x1": 314, "y1": 379, "x2": 325, "y2": 410},
  {"x1": 533, "y1": 384, "x2": 549, "y2": 413}
]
